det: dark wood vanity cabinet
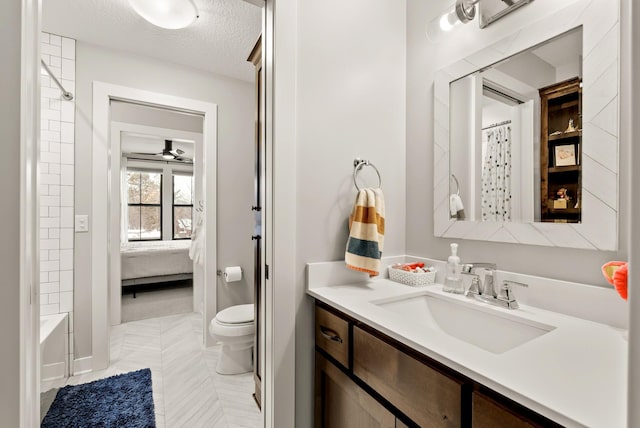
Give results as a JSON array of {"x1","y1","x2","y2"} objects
[{"x1": 314, "y1": 301, "x2": 563, "y2": 428}]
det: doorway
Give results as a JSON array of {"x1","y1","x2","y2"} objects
[{"x1": 17, "y1": 0, "x2": 293, "y2": 425}]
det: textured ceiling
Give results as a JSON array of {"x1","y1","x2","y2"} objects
[{"x1": 42, "y1": 0, "x2": 262, "y2": 82}]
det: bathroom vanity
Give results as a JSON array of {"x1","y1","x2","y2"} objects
[
  {"x1": 308, "y1": 259, "x2": 627, "y2": 428},
  {"x1": 314, "y1": 302, "x2": 559, "y2": 428}
]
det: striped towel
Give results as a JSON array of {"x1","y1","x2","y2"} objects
[{"x1": 345, "y1": 188, "x2": 385, "y2": 277}]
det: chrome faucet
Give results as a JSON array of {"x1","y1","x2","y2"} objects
[
  {"x1": 461, "y1": 264, "x2": 528, "y2": 310},
  {"x1": 461, "y1": 263, "x2": 497, "y2": 297},
  {"x1": 496, "y1": 280, "x2": 529, "y2": 309}
]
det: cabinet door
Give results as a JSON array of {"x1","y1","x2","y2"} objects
[
  {"x1": 315, "y1": 352, "x2": 396, "y2": 428},
  {"x1": 472, "y1": 391, "x2": 538, "y2": 428},
  {"x1": 353, "y1": 326, "x2": 462, "y2": 427}
]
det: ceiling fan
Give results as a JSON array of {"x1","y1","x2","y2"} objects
[{"x1": 128, "y1": 139, "x2": 192, "y2": 163}]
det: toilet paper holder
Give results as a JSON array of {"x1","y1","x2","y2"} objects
[{"x1": 219, "y1": 267, "x2": 243, "y2": 282}]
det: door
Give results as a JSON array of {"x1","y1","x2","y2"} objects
[
  {"x1": 248, "y1": 35, "x2": 263, "y2": 409},
  {"x1": 315, "y1": 352, "x2": 397, "y2": 428}
]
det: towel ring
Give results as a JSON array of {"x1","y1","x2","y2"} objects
[{"x1": 353, "y1": 158, "x2": 382, "y2": 191}]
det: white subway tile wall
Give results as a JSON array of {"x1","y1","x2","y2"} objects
[{"x1": 40, "y1": 32, "x2": 75, "y2": 369}]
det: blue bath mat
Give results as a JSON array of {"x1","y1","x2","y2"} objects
[{"x1": 41, "y1": 368, "x2": 156, "y2": 428}]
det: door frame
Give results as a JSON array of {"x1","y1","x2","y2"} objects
[
  {"x1": 19, "y1": 0, "x2": 41, "y2": 425},
  {"x1": 91, "y1": 82, "x2": 218, "y2": 369}
]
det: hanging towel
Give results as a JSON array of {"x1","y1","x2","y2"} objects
[
  {"x1": 345, "y1": 188, "x2": 385, "y2": 277},
  {"x1": 189, "y1": 214, "x2": 205, "y2": 266},
  {"x1": 449, "y1": 194, "x2": 465, "y2": 220}
]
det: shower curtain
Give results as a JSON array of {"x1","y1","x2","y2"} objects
[{"x1": 481, "y1": 125, "x2": 512, "y2": 221}]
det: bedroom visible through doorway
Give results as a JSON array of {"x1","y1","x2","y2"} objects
[{"x1": 109, "y1": 101, "x2": 205, "y2": 325}]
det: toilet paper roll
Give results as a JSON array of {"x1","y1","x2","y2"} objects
[{"x1": 224, "y1": 266, "x2": 242, "y2": 283}]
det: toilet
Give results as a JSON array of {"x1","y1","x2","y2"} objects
[{"x1": 209, "y1": 303, "x2": 255, "y2": 375}]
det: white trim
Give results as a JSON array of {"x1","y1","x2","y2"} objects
[
  {"x1": 72, "y1": 356, "x2": 94, "y2": 375},
  {"x1": 20, "y1": 0, "x2": 40, "y2": 426},
  {"x1": 625, "y1": 0, "x2": 638, "y2": 425},
  {"x1": 41, "y1": 363, "x2": 67, "y2": 382},
  {"x1": 92, "y1": 82, "x2": 218, "y2": 370},
  {"x1": 108, "y1": 122, "x2": 203, "y2": 326},
  {"x1": 266, "y1": 0, "x2": 297, "y2": 426}
]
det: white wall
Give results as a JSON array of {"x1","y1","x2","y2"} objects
[
  {"x1": 0, "y1": 1, "x2": 22, "y2": 424},
  {"x1": 294, "y1": 1, "x2": 407, "y2": 426},
  {"x1": 73, "y1": 42, "x2": 255, "y2": 359},
  {"x1": 406, "y1": 0, "x2": 631, "y2": 286},
  {"x1": 39, "y1": 32, "x2": 75, "y2": 369}
]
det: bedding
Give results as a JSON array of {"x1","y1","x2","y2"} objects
[{"x1": 121, "y1": 240, "x2": 193, "y2": 281}]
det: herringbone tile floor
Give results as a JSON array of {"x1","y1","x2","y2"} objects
[{"x1": 46, "y1": 312, "x2": 262, "y2": 428}]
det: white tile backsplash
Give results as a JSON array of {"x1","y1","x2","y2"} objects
[
  {"x1": 60, "y1": 186, "x2": 73, "y2": 207},
  {"x1": 39, "y1": 32, "x2": 75, "y2": 366}
]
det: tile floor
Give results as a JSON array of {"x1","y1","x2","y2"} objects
[{"x1": 42, "y1": 312, "x2": 262, "y2": 428}]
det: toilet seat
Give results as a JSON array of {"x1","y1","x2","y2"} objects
[
  {"x1": 216, "y1": 303, "x2": 254, "y2": 325},
  {"x1": 210, "y1": 303, "x2": 255, "y2": 338}
]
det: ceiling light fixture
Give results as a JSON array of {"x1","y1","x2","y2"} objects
[
  {"x1": 427, "y1": 0, "x2": 479, "y2": 41},
  {"x1": 128, "y1": 0, "x2": 199, "y2": 30}
]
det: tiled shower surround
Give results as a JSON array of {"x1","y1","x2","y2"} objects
[{"x1": 40, "y1": 32, "x2": 75, "y2": 366}]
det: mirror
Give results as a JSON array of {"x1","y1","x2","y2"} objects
[
  {"x1": 434, "y1": 0, "x2": 619, "y2": 250},
  {"x1": 449, "y1": 27, "x2": 582, "y2": 224}
]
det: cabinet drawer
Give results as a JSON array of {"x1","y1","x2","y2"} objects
[
  {"x1": 471, "y1": 391, "x2": 561, "y2": 428},
  {"x1": 315, "y1": 305, "x2": 350, "y2": 368},
  {"x1": 353, "y1": 326, "x2": 462, "y2": 428}
]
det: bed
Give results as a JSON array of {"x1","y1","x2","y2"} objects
[{"x1": 121, "y1": 240, "x2": 193, "y2": 290}]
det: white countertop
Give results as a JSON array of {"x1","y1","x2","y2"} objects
[{"x1": 308, "y1": 277, "x2": 628, "y2": 427}]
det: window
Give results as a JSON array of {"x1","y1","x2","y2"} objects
[
  {"x1": 173, "y1": 174, "x2": 194, "y2": 239},
  {"x1": 127, "y1": 170, "x2": 162, "y2": 240}
]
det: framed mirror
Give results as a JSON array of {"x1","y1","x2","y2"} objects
[{"x1": 434, "y1": 0, "x2": 619, "y2": 250}]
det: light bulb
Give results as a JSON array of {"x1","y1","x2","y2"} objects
[
  {"x1": 426, "y1": 0, "x2": 477, "y2": 42},
  {"x1": 440, "y1": 9, "x2": 461, "y2": 32}
]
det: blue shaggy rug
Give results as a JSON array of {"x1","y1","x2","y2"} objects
[{"x1": 41, "y1": 368, "x2": 156, "y2": 428}]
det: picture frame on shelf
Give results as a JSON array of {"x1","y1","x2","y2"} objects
[{"x1": 554, "y1": 144, "x2": 577, "y2": 167}]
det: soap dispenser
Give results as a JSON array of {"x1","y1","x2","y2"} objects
[{"x1": 443, "y1": 243, "x2": 464, "y2": 294}]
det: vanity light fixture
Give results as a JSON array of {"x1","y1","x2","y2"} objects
[
  {"x1": 427, "y1": 0, "x2": 535, "y2": 41},
  {"x1": 128, "y1": 0, "x2": 199, "y2": 30}
]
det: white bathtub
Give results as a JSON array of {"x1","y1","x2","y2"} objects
[{"x1": 40, "y1": 313, "x2": 69, "y2": 382}]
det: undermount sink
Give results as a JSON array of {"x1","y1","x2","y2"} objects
[{"x1": 374, "y1": 292, "x2": 555, "y2": 354}]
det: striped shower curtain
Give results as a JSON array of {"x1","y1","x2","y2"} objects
[{"x1": 481, "y1": 125, "x2": 512, "y2": 221}]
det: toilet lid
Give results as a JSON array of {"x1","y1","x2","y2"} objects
[{"x1": 217, "y1": 304, "x2": 254, "y2": 325}]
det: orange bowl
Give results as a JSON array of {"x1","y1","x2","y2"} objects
[{"x1": 601, "y1": 261, "x2": 628, "y2": 300}]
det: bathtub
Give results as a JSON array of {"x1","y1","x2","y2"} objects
[{"x1": 40, "y1": 313, "x2": 69, "y2": 382}]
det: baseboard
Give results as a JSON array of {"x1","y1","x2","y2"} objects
[
  {"x1": 72, "y1": 356, "x2": 93, "y2": 375},
  {"x1": 42, "y1": 362, "x2": 66, "y2": 381}
]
